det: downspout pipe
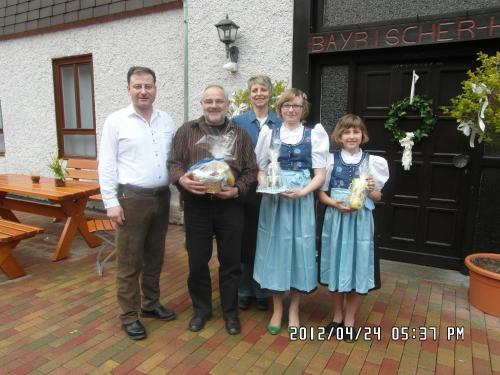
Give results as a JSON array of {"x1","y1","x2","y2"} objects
[{"x1": 183, "y1": 0, "x2": 189, "y2": 122}]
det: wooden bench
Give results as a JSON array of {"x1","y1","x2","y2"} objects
[
  {"x1": 65, "y1": 159, "x2": 101, "y2": 202},
  {"x1": 66, "y1": 159, "x2": 116, "y2": 276},
  {"x1": 0, "y1": 219, "x2": 44, "y2": 278}
]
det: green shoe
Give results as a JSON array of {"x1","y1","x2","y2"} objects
[{"x1": 267, "y1": 324, "x2": 281, "y2": 335}]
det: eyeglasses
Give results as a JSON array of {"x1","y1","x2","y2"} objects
[
  {"x1": 202, "y1": 99, "x2": 227, "y2": 105},
  {"x1": 282, "y1": 104, "x2": 304, "y2": 110}
]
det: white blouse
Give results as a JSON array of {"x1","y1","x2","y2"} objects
[
  {"x1": 321, "y1": 149, "x2": 390, "y2": 191},
  {"x1": 255, "y1": 123, "x2": 330, "y2": 171}
]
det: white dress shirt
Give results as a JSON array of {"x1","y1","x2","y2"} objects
[{"x1": 98, "y1": 104, "x2": 177, "y2": 209}]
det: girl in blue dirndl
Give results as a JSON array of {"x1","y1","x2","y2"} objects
[
  {"x1": 319, "y1": 114, "x2": 389, "y2": 340},
  {"x1": 253, "y1": 88, "x2": 329, "y2": 334}
]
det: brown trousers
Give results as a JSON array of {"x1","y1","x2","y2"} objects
[{"x1": 115, "y1": 185, "x2": 170, "y2": 324}]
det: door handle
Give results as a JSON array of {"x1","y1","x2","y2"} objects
[{"x1": 453, "y1": 154, "x2": 470, "y2": 168}]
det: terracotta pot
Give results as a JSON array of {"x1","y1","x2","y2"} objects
[
  {"x1": 54, "y1": 178, "x2": 66, "y2": 187},
  {"x1": 464, "y1": 253, "x2": 500, "y2": 317}
]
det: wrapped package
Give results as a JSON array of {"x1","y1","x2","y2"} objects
[
  {"x1": 348, "y1": 157, "x2": 370, "y2": 210},
  {"x1": 189, "y1": 130, "x2": 236, "y2": 194},
  {"x1": 257, "y1": 130, "x2": 288, "y2": 194},
  {"x1": 190, "y1": 159, "x2": 235, "y2": 193},
  {"x1": 266, "y1": 161, "x2": 280, "y2": 189}
]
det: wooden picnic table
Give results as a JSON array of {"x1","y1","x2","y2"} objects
[{"x1": 0, "y1": 174, "x2": 102, "y2": 261}]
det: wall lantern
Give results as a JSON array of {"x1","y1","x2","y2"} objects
[{"x1": 215, "y1": 14, "x2": 239, "y2": 71}]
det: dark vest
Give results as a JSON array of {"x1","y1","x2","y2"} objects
[
  {"x1": 275, "y1": 125, "x2": 313, "y2": 171},
  {"x1": 330, "y1": 151, "x2": 369, "y2": 189}
]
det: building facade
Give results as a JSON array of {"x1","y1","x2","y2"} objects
[
  {"x1": 293, "y1": 0, "x2": 500, "y2": 270},
  {"x1": 0, "y1": 0, "x2": 294, "y2": 222},
  {"x1": 1, "y1": 0, "x2": 499, "y2": 268}
]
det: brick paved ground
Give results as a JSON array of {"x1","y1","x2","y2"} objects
[{"x1": 0, "y1": 212, "x2": 499, "y2": 374}]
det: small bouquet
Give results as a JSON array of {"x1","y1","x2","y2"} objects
[
  {"x1": 257, "y1": 131, "x2": 288, "y2": 194},
  {"x1": 189, "y1": 130, "x2": 236, "y2": 194},
  {"x1": 348, "y1": 158, "x2": 370, "y2": 210}
]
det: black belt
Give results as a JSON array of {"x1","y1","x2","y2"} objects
[{"x1": 119, "y1": 184, "x2": 170, "y2": 196}]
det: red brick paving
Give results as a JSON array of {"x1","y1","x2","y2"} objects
[{"x1": 0, "y1": 212, "x2": 499, "y2": 374}]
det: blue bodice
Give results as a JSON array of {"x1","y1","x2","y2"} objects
[
  {"x1": 330, "y1": 151, "x2": 369, "y2": 189},
  {"x1": 275, "y1": 125, "x2": 312, "y2": 171}
]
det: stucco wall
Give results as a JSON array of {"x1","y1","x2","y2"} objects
[
  {"x1": 0, "y1": 0, "x2": 294, "y2": 172},
  {"x1": 0, "y1": 0, "x2": 293, "y2": 223},
  {"x1": 186, "y1": 0, "x2": 294, "y2": 119},
  {"x1": 0, "y1": 9, "x2": 184, "y2": 175}
]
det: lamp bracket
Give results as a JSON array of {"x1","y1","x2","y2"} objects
[{"x1": 227, "y1": 45, "x2": 239, "y2": 63}]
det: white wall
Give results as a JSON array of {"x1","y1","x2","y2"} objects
[
  {"x1": 187, "y1": 0, "x2": 294, "y2": 118},
  {"x1": 0, "y1": 0, "x2": 294, "y2": 174},
  {"x1": 0, "y1": 9, "x2": 184, "y2": 175}
]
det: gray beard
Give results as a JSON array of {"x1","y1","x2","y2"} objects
[{"x1": 204, "y1": 115, "x2": 226, "y2": 127}]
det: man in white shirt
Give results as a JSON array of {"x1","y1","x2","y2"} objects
[{"x1": 99, "y1": 66, "x2": 177, "y2": 340}]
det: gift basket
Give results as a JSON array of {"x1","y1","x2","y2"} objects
[
  {"x1": 257, "y1": 130, "x2": 288, "y2": 194},
  {"x1": 348, "y1": 157, "x2": 370, "y2": 210},
  {"x1": 188, "y1": 130, "x2": 236, "y2": 194}
]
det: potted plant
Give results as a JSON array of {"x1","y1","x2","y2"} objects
[
  {"x1": 464, "y1": 253, "x2": 500, "y2": 317},
  {"x1": 443, "y1": 52, "x2": 499, "y2": 148},
  {"x1": 48, "y1": 156, "x2": 67, "y2": 187}
]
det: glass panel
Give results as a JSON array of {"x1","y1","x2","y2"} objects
[
  {"x1": 78, "y1": 64, "x2": 95, "y2": 129},
  {"x1": 63, "y1": 134, "x2": 96, "y2": 158},
  {"x1": 320, "y1": 65, "x2": 349, "y2": 138},
  {"x1": 61, "y1": 66, "x2": 77, "y2": 129}
]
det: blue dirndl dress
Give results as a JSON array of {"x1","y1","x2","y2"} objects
[
  {"x1": 320, "y1": 151, "x2": 375, "y2": 294},
  {"x1": 253, "y1": 126, "x2": 317, "y2": 293}
]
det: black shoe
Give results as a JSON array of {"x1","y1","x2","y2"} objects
[
  {"x1": 122, "y1": 320, "x2": 146, "y2": 340},
  {"x1": 255, "y1": 298, "x2": 269, "y2": 311},
  {"x1": 325, "y1": 321, "x2": 343, "y2": 337},
  {"x1": 141, "y1": 305, "x2": 176, "y2": 321},
  {"x1": 225, "y1": 317, "x2": 241, "y2": 335},
  {"x1": 343, "y1": 326, "x2": 357, "y2": 343},
  {"x1": 238, "y1": 296, "x2": 251, "y2": 310},
  {"x1": 188, "y1": 315, "x2": 210, "y2": 332}
]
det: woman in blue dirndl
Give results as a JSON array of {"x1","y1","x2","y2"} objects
[
  {"x1": 319, "y1": 114, "x2": 389, "y2": 341},
  {"x1": 253, "y1": 88, "x2": 329, "y2": 334}
]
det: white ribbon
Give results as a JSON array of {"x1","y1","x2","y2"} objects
[
  {"x1": 457, "y1": 120, "x2": 483, "y2": 148},
  {"x1": 409, "y1": 70, "x2": 419, "y2": 104},
  {"x1": 471, "y1": 83, "x2": 490, "y2": 132},
  {"x1": 399, "y1": 132, "x2": 415, "y2": 170},
  {"x1": 456, "y1": 83, "x2": 490, "y2": 148}
]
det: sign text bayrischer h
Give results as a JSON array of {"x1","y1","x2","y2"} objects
[{"x1": 310, "y1": 13, "x2": 500, "y2": 54}]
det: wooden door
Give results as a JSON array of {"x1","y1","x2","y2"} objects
[{"x1": 353, "y1": 57, "x2": 478, "y2": 269}]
